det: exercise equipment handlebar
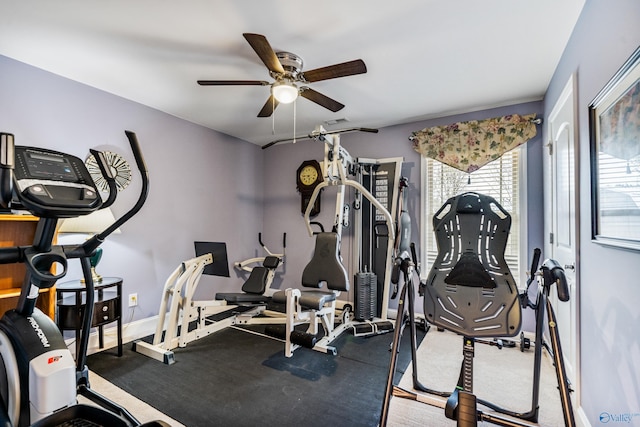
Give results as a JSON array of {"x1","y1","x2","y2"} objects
[
  {"x1": 542, "y1": 258, "x2": 570, "y2": 302},
  {"x1": 89, "y1": 149, "x2": 118, "y2": 209},
  {"x1": 0, "y1": 133, "x2": 14, "y2": 208},
  {"x1": 81, "y1": 130, "x2": 149, "y2": 255},
  {"x1": 528, "y1": 248, "x2": 541, "y2": 288}
]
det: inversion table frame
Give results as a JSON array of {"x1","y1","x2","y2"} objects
[{"x1": 379, "y1": 192, "x2": 576, "y2": 427}]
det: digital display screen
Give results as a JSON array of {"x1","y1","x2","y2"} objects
[{"x1": 24, "y1": 151, "x2": 78, "y2": 181}]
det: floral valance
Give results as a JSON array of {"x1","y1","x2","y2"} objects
[{"x1": 410, "y1": 113, "x2": 538, "y2": 173}]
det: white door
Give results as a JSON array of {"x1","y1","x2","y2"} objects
[{"x1": 547, "y1": 74, "x2": 578, "y2": 385}]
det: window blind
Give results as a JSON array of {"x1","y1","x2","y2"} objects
[{"x1": 423, "y1": 147, "x2": 521, "y2": 282}]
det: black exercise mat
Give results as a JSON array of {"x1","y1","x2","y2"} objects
[{"x1": 88, "y1": 326, "x2": 424, "y2": 427}]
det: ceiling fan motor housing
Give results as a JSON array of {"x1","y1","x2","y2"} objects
[{"x1": 275, "y1": 51, "x2": 303, "y2": 78}]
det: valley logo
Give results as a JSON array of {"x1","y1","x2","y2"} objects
[{"x1": 599, "y1": 411, "x2": 640, "y2": 424}]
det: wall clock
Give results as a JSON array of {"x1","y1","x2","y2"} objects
[
  {"x1": 296, "y1": 159, "x2": 323, "y2": 216},
  {"x1": 85, "y1": 151, "x2": 132, "y2": 192}
]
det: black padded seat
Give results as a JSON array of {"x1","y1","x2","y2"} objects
[
  {"x1": 272, "y1": 289, "x2": 336, "y2": 310},
  {"x1": 298, "y1": 291, "x2": 337, "y2": 310},
  {"x1": 216, "y1": 293, "x2": 271, "y2": 304},
  {"x1": 215, "y1": 256, "x2": 281, "y2": 303}
]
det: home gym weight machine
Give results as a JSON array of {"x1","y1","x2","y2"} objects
[
  {"x1": 270, "y1": 126, "x2": 401, "y2": 357},
  {"x1": 0, "y1": 130, "x2": 167, "y2": 426},
  {"x1": 351, "y1": 158, "x2": 404, "y2": 332},
  {"x1": 133, "y1": 234, "x2": 286, "y2": 364}
]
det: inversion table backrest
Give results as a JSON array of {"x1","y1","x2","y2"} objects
[{"x1": 423, "y1": 192, "x2": 521, "y2": 337}]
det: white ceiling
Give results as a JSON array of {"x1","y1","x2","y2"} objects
[{"x1": 0, "y1": 0, "x2": 585, "y2": 147}]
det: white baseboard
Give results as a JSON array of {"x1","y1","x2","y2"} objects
[
  {"x1": 576, "y1": 406, "x2": 592, "y2": 427},
  {"x1": 66, "y1": 315, "x2": 160, "y2": 357}
]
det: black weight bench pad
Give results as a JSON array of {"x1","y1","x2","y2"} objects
[
  {"x1": 215, "y1": 293, "x2": 271, "y2": 304},
  {"x1": 423, "y1": 192, "x2": 521, "y2": 338},
  {"x1": 272, "y1": 290, "x2": 337, "y2": 310},
  {"x1": 262, "y1": 256, "x2": 281, "y2": 270},
  {"x1": 216, "y1": 266, "x2": 270, "y2": 303}
]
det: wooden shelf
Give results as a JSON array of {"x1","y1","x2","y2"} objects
[{"x1": 0, "y1": 214, "x2": 56, "y2": 319}]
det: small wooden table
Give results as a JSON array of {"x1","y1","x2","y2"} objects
[{"x1": 56, "y1": 277, "x2": 123, "y2": 357}]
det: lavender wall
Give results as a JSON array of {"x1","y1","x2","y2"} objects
[
  {"x1": 262, "y1": 100, "x2": 544, "y2": 317},
  {"x1": 3, "y1": 2, "x2": 638, "y2": 422},
  {"x1": 0, "y1": 55, "x2": 265, "y2": 321},
  {"x1": 543, "y1": 0, "x2": 640, "y2": 423}
]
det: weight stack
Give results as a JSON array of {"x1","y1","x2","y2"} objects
[{"x1": 355, "y1": 272, "x2": 377, "y2": 321}]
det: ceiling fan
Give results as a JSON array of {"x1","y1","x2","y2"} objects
[{"x1": 197, "y1": 33, "x2": 367, "y2": 117}]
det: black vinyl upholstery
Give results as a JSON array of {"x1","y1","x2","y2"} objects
[
  {"x1": 273, "y1": 232, "x2": 348, "y2": 310},
  {"x1": 423, "y1": 192, "x2": 521, "y2": 337},
  {"x1": 301, "y1": 232, "x2": 349, "y2": 292},
  {"x1": 215, "y1": 256, "x2": 280, "y2": 303}
]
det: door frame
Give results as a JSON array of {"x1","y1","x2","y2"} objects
[{"x1": 544, "y1": 72, "x2": 581, "y2": 405}]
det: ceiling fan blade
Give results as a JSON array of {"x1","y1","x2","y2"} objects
[
  {"x1": 257, "y1": 95, "x2": 279, "y2": 117},
  {"x1": 197, "y1": 80, "x2": 269, "y2": 86},
  {"x1": 300, "y1": 88, "x2": 344, "y2": 112},
  {"x1": 243, "y1": 33, "x2": 285, "y2": 75},
  {"x1": 302, "y1": 59, "x2": 367, "y2": 83}
]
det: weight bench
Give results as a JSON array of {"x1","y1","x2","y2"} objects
[
  {"x1": 215, "y1": 255, "x2": 281, "y2": 304},
  {"x1": 270, "y1": 232, "x2": 349, "y2": 357}
]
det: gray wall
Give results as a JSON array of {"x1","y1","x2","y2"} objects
[
  {"x1": 0, "y1": 54, "x2": 266, "y2": 320},
  {"x1": 543, "y1": 0, "x2": 640, "y2": 422}
]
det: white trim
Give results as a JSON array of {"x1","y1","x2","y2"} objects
[
  {"x1": 66, "y1": 314, "x2": 159, "y2": 357},
  {"x1": 420, "y1": 155, "x2": 428, "y2": 280},
  {"x1": 576, "y1": 406, "x2": 592, "y2": 427},
  {"x1": 518, "y1": 144, "x2": 529, "y2": 287}
]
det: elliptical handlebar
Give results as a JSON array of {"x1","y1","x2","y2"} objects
[
  {"x1": 79, "y1": 130, "x2": 149, "y2": 256},
  {"x1": 88, "y1": 149, "x2": 118, "y2": 209}
]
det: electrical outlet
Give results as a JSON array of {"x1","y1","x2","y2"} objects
[{"x1": 128, "y1": 293, "x2": 138, "y2": 307}]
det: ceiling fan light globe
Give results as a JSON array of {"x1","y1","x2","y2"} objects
[{"x1": 272, "y1": 82, "x2": 298, "y2": 104}]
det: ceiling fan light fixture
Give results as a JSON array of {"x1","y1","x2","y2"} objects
[{"x1": 272, "y1": 81, "x2": 299, "y2": 104}]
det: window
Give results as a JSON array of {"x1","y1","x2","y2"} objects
[{"x1": 420, "y1": 146, "x2": 527, "y2": 285}]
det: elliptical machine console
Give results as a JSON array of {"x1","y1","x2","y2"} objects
[
  {"x1": 0, "y1": 131, "x2": 165, "y2": 427},
  {"x1": 12, "y1": 146, "x2": 102, "y2": 217}
]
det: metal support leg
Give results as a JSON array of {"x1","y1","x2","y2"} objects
[
  {"x1": 545, "y1": 296, "x2": 576, "y2": 427},
  {"x1": 380, "y1": 259, "x2": 422, "y2": 426}
]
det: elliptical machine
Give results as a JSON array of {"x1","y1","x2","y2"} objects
[{"x1": 0, "y1": 131, "x2": 167, "y2": 427}]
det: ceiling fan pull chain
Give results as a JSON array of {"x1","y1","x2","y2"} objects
[
  {"x1": 271, "y1": 96, "x2": 276, "y2": 135},
  {"x1": 293, "y1": 98, "x2": 297, "y2": 144}
]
